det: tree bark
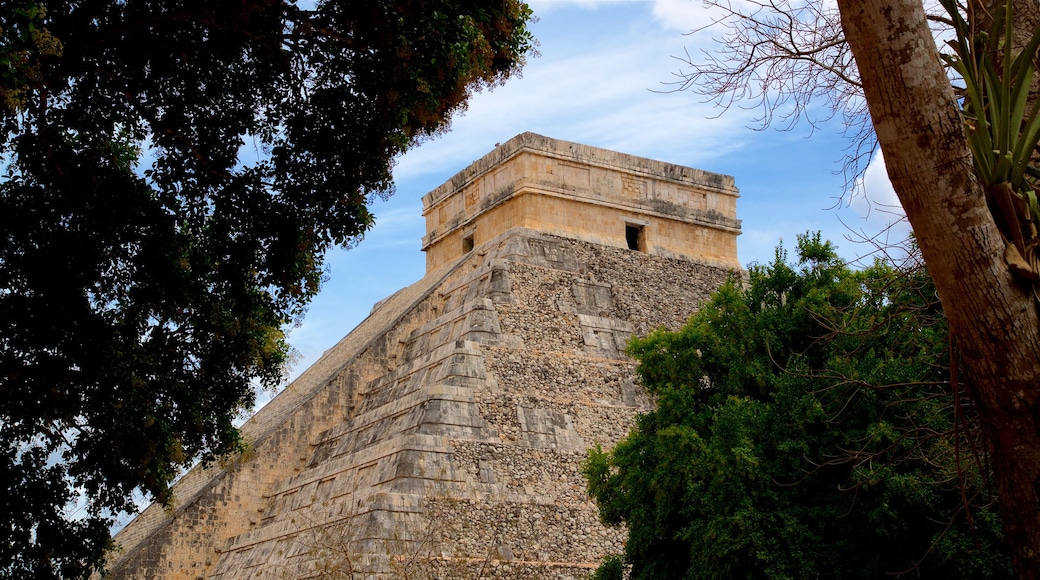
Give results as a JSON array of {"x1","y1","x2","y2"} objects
[{"x1": 836, "y1": 0, "x2": 1040, "y2": 577}]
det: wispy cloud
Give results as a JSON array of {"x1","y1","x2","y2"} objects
[
  {"x1": 393, "y1": 5, "x2": 754, "y2": 186},
  {"x1": 652, "y1": 0, "x2": 721, "y2": 32},
  {"x1": 528, "y1": 0, "x2": 650, "y2": 13},
  {"x1": 849, "y1": 151, "x2": 910, "y2": 235}
]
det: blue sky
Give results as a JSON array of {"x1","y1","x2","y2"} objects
[{"x1": 277, "y1": 0, "x2": 908, "y2": 387}]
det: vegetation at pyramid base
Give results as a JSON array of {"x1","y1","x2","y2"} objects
[
  {"x1": 585, "y1": 234, "x2": 1011, "y2": 579},
  {"x1": 0, "y1": 1, "x2": 534, "y2": 577}
]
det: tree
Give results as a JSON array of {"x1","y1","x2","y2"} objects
[
  {"x1": 0, "y1": 1, "x2": 534, "y2": 577},
  {"x1": 585, "y1": 235, "x2": 1012, "y2": 579},
  {"x1": 836, "y1": 2, "x2": 1040, "y2": 577},
  {"x1": 677, "y1": 1, "x2": 1040, "y2": 575}
]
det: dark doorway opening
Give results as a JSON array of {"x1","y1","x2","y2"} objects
[{"x1": 625, "y1": 224, "x2": 644, "y2": 251}]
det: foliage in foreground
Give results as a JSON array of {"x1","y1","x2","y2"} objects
[
  {"x1": 585, "y1": 234, "x2": 1012, "y2": 579},
  {"x1": 0, "y1": 1, "x2": 534, "y2": 577}
]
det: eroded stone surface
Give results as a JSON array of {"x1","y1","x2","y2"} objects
[{"x1": 105, "y1": 135, "x2": 740, "y2": 579}]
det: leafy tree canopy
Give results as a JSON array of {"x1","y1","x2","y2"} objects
[
  {"x1": 585, "y1": 234, "x2": 1012, "y2": 579},
  {"x1": 0, "y1": 1, "x2": 533, "y2": 577}
]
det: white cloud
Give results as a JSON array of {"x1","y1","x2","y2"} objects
[
  {"x1": 853, "y1": 151, "x2": 903, "y2": 219},
  {"x1": 393, "y1": 9, "x2": 755, "y2": 185},
  {"x1": 651, "y1": 0, "x2": 716, "y2": 32},
  {"x1": 650, "y1": 0, "x2": 762, "y2": 34},
  {"x1": 529, "y1": 0, "x2": 647, "y2": 13},
  {"x1": 843, "y1": 150, "x2": 913, "y2": 252}
]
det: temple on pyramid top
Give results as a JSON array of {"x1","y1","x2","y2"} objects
[{"x1": 421, "y1": 132, "x2": 741, "y2": 272}]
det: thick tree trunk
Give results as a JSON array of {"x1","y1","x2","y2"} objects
[{"x1": 836, "y1": 0, "x2": 1040, "y2": 577}]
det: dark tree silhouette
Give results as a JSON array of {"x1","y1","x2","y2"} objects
[{"x1": 0, "y1": 1, "x2": 534, "y2": 577}]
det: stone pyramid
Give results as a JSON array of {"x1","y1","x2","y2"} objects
[{"x1": 106, "y1": 133, "x2": 741, "y2": 579}]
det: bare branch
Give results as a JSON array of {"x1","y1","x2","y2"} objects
[{"x1": 669, "y1": 0, "x2": 952, "y2": 188}]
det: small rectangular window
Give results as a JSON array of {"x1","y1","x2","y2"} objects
[
  {"x1": 625, "y1": 224, "x2": 643, "y2": 251},
  {"x1": 462, "y1": 232, "x2": 475, "y2": 253}
]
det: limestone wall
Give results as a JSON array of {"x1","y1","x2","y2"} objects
[
  {"x1": 106, "y1": 229, "x2": 735, "y2": 579},
  {"x1": 421, "y1": 133, "x2": 741, "y2": 272},
  {"x1": 105, "y1": 251, "x2": 463, "y2": 578}
]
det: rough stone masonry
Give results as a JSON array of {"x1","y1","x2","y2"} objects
[{"x1": 104, "y1": 132, "x2": 742, "y2": 579}]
